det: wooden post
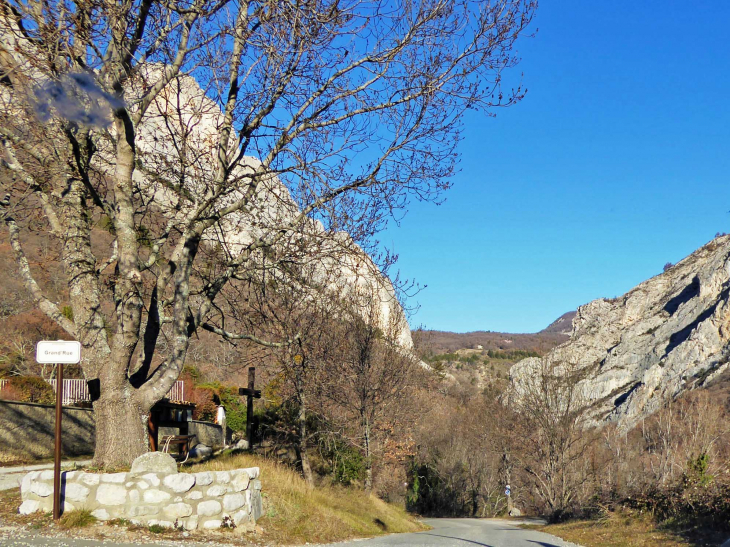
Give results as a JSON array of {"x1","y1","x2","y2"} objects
[
  {"x1": 53, "y1": 363, "x2": 63, "y2": 520},
  {"x1": 246, "y1": 367, "x2": 255, "y2": 451},
  {"x1": 238, "y1": 368, "x2": 261, "y2": 452}
]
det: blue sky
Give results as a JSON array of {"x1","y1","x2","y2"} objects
[{"x1": 383, "y1": 1, "x2": 730, "y2": 334}]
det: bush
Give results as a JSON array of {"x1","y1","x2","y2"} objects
[
  {"x1": 188, "y1": 381, "x2": 248, "y2": 432},
  {"x1": 1, "y1": 376, "x2": 55, "y2": 404}
]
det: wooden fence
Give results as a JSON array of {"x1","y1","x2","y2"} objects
[{"x1": 0, "y1": 379, "x2": 184, "y2": 405}]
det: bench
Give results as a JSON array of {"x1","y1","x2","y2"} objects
[{"x1": 160, "y1": 434, "x2": 196, "y2": 461}]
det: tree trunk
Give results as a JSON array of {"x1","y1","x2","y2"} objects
[
  {"x1": 92, "y1": 388, "x2": 150, "y2": 468},
  {"x1": 298, "y1": 397, "x2": 314, "y2": 487},
  {"x1": 364, "y1": 418, "x2": 373, "y2": 491}
]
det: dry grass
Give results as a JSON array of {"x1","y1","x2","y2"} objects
[
  {"x1": 58, "y1": 510, "x2": 96, "y2": 529},
  {"x1": 538, "y1": 510, "x2": 694, "y2": 547},
  {"x1": 187, "y1": 452, "x2": 427, "y2": 544}
]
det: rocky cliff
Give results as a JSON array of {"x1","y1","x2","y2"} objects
[{"x1": 510, "y1": 235, "x2": 730, "y2": 429}]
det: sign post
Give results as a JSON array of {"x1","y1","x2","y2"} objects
[{"x1": 36, "y1": 340, "x2": 81, "y2": 520}]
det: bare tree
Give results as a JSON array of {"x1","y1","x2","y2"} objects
[
  {"x1": 509, "y1": 359, "x2": 597, "y2": 519},
  {"x1": 322, "y1": 289, "x2": 420, "y2": 490},
  {"x1": 0, "y1": 0, "x2": 536, "y2": 467}
]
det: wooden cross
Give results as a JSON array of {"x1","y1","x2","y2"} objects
[{"x1": 239, "y1": 367, "x2": 261, "y2": 451}]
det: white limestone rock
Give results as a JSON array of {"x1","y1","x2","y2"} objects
[
  {"x1": 102, "y1": 472, "x2": 128, "y2": 483},
  {"x1": 163, "y1": 473, "x2": 196, "y2": 493},
  {"x1": 194, "y1": 472, "x2": 214, "y2": 486},
  {"x1": 141, "y1": 473, "x2": 161, "y2": 487},
  {"x1": 186, "y1": 491, "x2": 203, "y2": 500},
  {"x1": 230, "y1": 472, "x2": 249, "y2": 492},
  {"x1": 206, "y1": 485, "x2": 227, "y2": 497},
  {"x1": 223, "y1": 493, "x2": 245, "y2": 511},
  {"x1": 96, "y1": 484, "x2": 127, "y2": 505},
  {"x1": 18, "y1": 500, "x2": 40, "y2": 515},
  {"x1": 510, "y1": 235, "x2": 730, "y2": 429},
  {"x1": 131, "y1": 452, "x2": 178, "y2": 475},
  {"x1": 202, "y1": 519, "x2": 222, "y2": 529},
  {"x1": 143, "y1": 489, "x2": 171, "y2": 504},
  {"x1": 164, "y1": 503, "x2": 193, "y2": 519},
  {"x1": 91, "y1": 508, "x2": 110, "y2": 520},
  {"x1": 197, "y1": 500, "x2": 222, "y2": 516},
  {"x1": 79, "y1": 473, "x2": 100, "y2": 486},
  {"x1": 64, "y1": 483, "x2": 90, "y2": 503},
  {"x1": 30, "y1": 481, "x2": 52, "y2": 497}
]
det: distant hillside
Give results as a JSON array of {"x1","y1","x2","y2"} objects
[
  {"x1": 540, "y1": 311, "x2": 577, "y2": 334},
  {"x1": 414, "y1": 313, "x2": 573, "y2": 358}
]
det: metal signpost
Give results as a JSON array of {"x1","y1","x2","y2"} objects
[{"x1": 36, "y1": 340, "x2": 81, "y2": 520}]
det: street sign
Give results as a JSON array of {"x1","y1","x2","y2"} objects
[
  {"x1": 36, "y1": 341, "x2": 81, "y2": 364},
  {"x1": 505, "y1": 485, "x2": 511, "y2": 496},
  {"x1": 36, "y1": 340, "x2": 81, "y2": 520}
]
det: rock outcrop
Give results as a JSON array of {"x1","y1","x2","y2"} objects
[{"x1": 510, "y1": 235, "x2": 730, "y2": 429}]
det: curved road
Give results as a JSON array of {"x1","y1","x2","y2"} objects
[
  {"x1": 326, "y1": 518, "x2": 581, "y2": 547},
  {"x1": 0, "y1": 518, "x2": 581, "y2": 546}
]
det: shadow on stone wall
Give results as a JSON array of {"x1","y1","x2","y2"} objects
[{"x1": 0, "y1": 400, "x2": 95, "y2": 463}]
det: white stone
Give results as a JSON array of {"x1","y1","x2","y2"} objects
[
  {"x1": 136, "y1": 480, "x2": 149, "y2": 490},
  {"x1": 244, "y1": 467, "x2": 260, "y2": 480},
  {"x1": 102, "y1": 472, "x2": 127, "y2": 483},
  {"x1": 39, "y1": 470, "x2": 54, "y2": 480},
  {"x1": 96, "y1": 484, "x2": 127, "y2": 505},
  {"x1": 91, "y1": 508, "x2": 110, "y2": 520},
  {"x1": 184, "y1": 517, "x2": 199, "y2": 531},
  {"x1": 62, "y1": 501, "x2": 76, "y2": 512},
  {"x1": 131, "y1": 452, "x2": 178, "y2": 475},
  {"x1": 174, "y1": 496, "x2": 182, "y2": 502},
  {"x1": 197, "y1": 499, "x2": 222, "y2": 516},
  {"x1": 18, "y1": 500, "x2": 40, "y2": 515},
  {"x1": 232, "y1": 509, "x2": 250, "y2": 526},
  {"x1": 64, "y1": 483, "x2": 90, "y2": 503},
  {"x1": 129, "y1": 505, "x2": 160, "y2": 517},
  {"x1": 143, "y1": 489, "x2": 171, "y2": 504},
  {"x1": 141, "y1": 473, "x2": 161, "y2": 486},
  {"x1": 230, "y1": 472, "x2": 250, "y2": 492},
  {"x1": 194, "y1": 472, "x2": 214, "y2": 486},
  {"x1": 164, "y1": 503, "x2": 193, "y2": 519},
  {"x1": 202, "y1": 519, "x2": 222, "y2": 529},
  {"x1": 207, "y1": 484, "x2": 227, "y2": 497},
  {"x1": 509, "y1": 235, "x2": 730, "y2": 429},
  {"x1": 64, "y1": 471, "x2": 77, "y2": 480},
  {"x1": 125, "y1": 482, "x2": 134, "y2": 488},
  {"x1": 30, "y1": 481, "x2": 52, "y2": 497},
  {"x1": 129, "y1": 490, "x2": 140, "y2": 503},
  {"x1": 185, "y1": 491, "x2": 203, "y2": 500},
  {"x1": 163, "y1": 473, "x2": 196, "y2": 493},
  {"x1": 79, "y1": 473, "x2": 100, "y2": 486},
  {"x1": 20, "y1": 471, "x2": 39, "y2": 494},
  {"x1": 223, "y1": 493, "x2": 245, "y2": 511},
  {"x1": 214, "y1": 471, "x2": 231, "y2": 483}
]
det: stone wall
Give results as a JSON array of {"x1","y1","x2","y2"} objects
[
  {"x1": 19, "y1": 453, "x2": 262, "y2": 531},
  {"x1": 0, "y1": 400, "x2": 95, "y2": 463}
]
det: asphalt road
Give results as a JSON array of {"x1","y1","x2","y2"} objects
[
  {"x1": 325, "y1": 518, "x2": 580, "y2": 547},
  {"x1": 0, "y1": 519, "x2": 580, "y2": 547}
]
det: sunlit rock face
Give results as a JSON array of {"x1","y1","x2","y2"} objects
[
  {"x1": 510, "y1": 235, "x2": 730, "y2": 429},
  {"x1": 125, "y1": 71, "x2": 415, "y2": 350}
]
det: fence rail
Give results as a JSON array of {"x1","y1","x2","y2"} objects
[{"x1": 0, "y1": 378, "x2": 184, "y2": 405}]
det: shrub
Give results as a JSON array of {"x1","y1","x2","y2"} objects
[
  {"x1": 188, "y1": 386, "x2": 218, "y2": 422},
  {"x1": 1, "y1": 376, "x2": 55, "y2": 404},
  {"x1": 196, "y1": 381, "x2": 247, "y2": 432}
]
